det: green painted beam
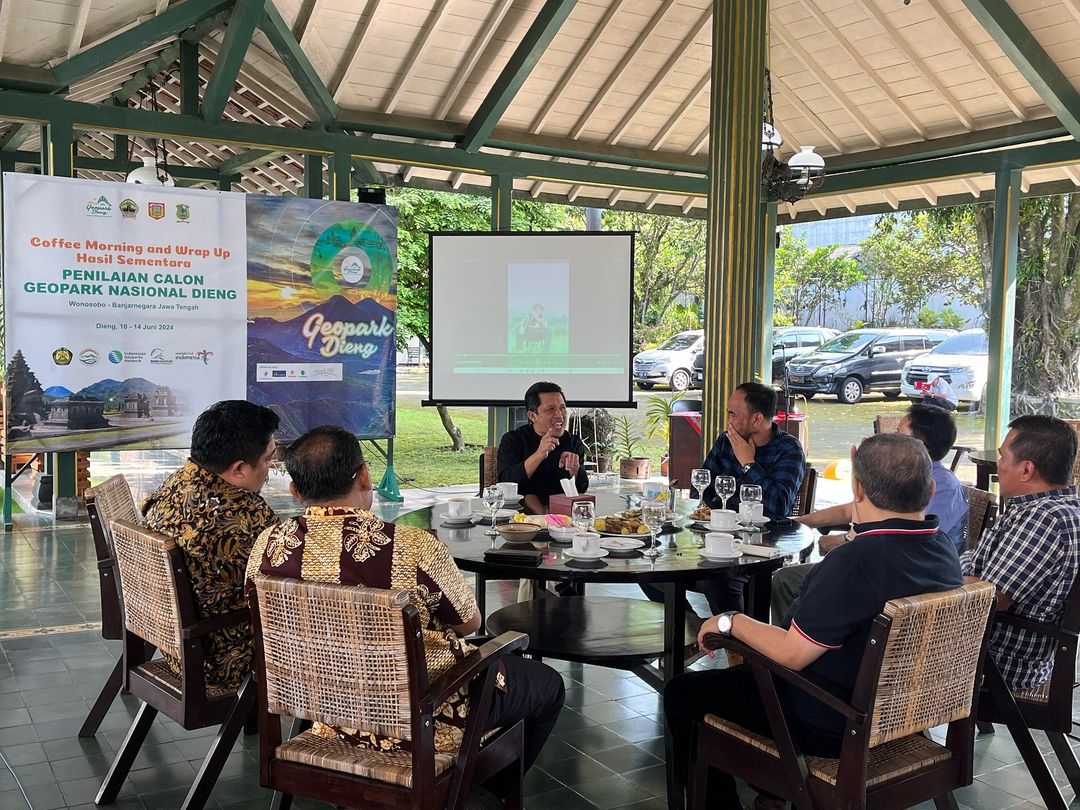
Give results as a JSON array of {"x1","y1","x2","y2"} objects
[
  {"x1": 459, "y1": 0, "x2": 578, "y2": 152},
  {"x1": 0, "y1": 63, "x2": 65, "y2": 94},
  {"x1": 219, "y1": 147, "x2": 280, "y2": 173},
  {"x1": 53, "y1": 0, "x2": 234, "y2": 85},
  {"x1": 811, "y1": 138, "x2": 1080, "y2": 197},
  {"x1": 202, "y1": 0, "x2": 264, "y2": 121},
  {"x1": 179, "y1": 39, "x2": 200, "y2": 116},
  {"x1": 0, "y1": 123, "x2": 33, "y2": 152},
  {"x1": 961, "y1": 0, "x2": 1080, "y2": 141},
  {"x1": 984, "y1": 168, "x2": 1020, "y2": 452},
  {"x1": 258, "y1": 2, "x2": 338, "y2": 124},
  {"x1": 113, "y1": 42, "x2": 181, "y2": 104},
  {"x1": 10, "y1": 149, "x2": 223, "y2": 180}
]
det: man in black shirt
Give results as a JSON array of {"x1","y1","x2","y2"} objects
[
  {"x1": 664, "y1": 433, "x2": 962, "y2": 810},
  {"x1": 498, "y1": 381, "x2": 588, "y2": 513}
]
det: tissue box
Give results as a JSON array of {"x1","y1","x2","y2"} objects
[{"x1": 548, "y1": 494, "x2": 596, "y2": 517}]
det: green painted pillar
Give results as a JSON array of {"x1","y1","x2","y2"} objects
[
  {"x1": 700, "y1": 0, "x2": 767, "y2": 446},
  {"x1": 985, "y1": 169, "x2": 1020, "y2": 452},
  {"x1": 488, "y1": 174, "x2": 514, "y2": 447},
  {"x1": 755, "y1": 202, "x2": 778, "y2": 382},
  {"x1": 43, "y1": 119, "x2": 80, "y2": 518},
  {"x1": 217, "y1": 175, "x2": 233, "y2": 191},
  {"x1": 304, "y1": 153, "x2": 324, "y2": 199},
  {"x1": 331, "y1": 151, "x2": 351, "y2": 202}
]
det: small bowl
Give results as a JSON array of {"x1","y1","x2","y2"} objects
[
  {"x1": 547, "y1": 525, "x2": 578, "y2": 542},
  {"x1": 496, "y1": 523, "x2": 540, "y2": 543}
]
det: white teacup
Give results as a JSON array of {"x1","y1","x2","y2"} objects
[
  {"x1": 709, "y1": 509, "x2": 738, "y2": 531},
  {"x1": 497, "y1": 482, "x2": 519, "y2": 499},
  {"x1": 572, "y1": 532, "x2": 601, "y2": 556},
  {"x1": 704, "y1": 532, "x2": 740, "y2": 556},
  {"x1": 447, "y1": 497, "x2": 474, "y2": 518},
  {"x1": 739, "y1": 502, "x2": 764, "y2": 522}
]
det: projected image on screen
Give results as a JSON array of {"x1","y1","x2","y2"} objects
[
  {"x1": 508, "y1": 262, "x2": 568, "y2": 355},
  {"x1": 429, "y1": 233, "x2": 633, "y2": 406}
]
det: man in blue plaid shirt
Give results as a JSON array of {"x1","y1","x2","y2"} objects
[{"x1": 961, "y1": 415, "x2": 1080, "y2": 690}]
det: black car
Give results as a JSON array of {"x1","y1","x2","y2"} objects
[
  {"x1": 690, "y1": 326, "x2": 839, "y2": 389},
  {"x1": 785, "y1": 328, "x2": 954, "y2": 404}
]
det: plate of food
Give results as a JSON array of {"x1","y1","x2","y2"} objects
[
  {"x1": 592, "y1": 513, "x2": 653, "y2": 537},
  {"x1": 688, "y1": 504, "x2": 712, "y2": 523}
]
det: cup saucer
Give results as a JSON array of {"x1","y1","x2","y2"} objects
[
  {"x1": 700, "y1": 550, "x2": 744, "y2": 561},
  {"x1": 563, "y1": 548, "x2": 609, "y2": 560}
]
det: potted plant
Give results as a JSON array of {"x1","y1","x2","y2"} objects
[
  {"x1": 644, "y1": 392, "x2": 684, "y2": 477},
  {"x1": 612, "y1": 415, "x2": 651, "y2": 479},
  {"x1": 576, "y1": 408, "x2": 614, "y2": 473}
]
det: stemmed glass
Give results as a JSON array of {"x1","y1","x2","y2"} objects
[
  {"x1": 572, "y1": 501, "x2": 595, "y2": 536},
  {"x1": 482, "y1": 486, "x2": 504, "y2": 537},
  {"x1": 641, "y1": 500, "x2": 665, "y2": 559},
  {"x1": 690, "y1": 468, "x2": 711, "y2": 511},
  {"x1": 740, "y1": 484, "x2": 763, "y2": 521},
  {"x1": 714, "y1": 475, "x2": 737, "y2": 511}
]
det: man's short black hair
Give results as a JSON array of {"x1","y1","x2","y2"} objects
[
  {"x1": 525, "y1": 381, "x2": 565, "y2": 412},
  {"x1": 906, "y1": 403, "x2": 957, "y2": 462},
  {"x1": 1007, "y1": 415, "x2": 1078, "y2": 486},
  {"x1": 736, "y1": 382, "x2": 777, "y2": 420},
  {"x1": 285, "y1": 425, "x2": 365, "y2": 502},
  {"x1": 853, "y1": 433, "x2": 933, "y2": 513},
  {"x1": 190, "y1": 400, "x2": 279, "y2": 474}
]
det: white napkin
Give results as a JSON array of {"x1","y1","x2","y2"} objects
[
  {"x1": 560, "y1": 478, "x2": 579, "y2": 497},
  {"x1": 739, "y1": 543, "x2": 785, "y2": 558}
]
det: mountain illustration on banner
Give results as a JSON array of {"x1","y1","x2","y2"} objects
[{"x1": 248, "y1": 294, "x2": 394, "y2": 365}]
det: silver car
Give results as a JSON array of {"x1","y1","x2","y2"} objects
[{"x1": 633, "y1": 330, "x2": 703, "y2": 392}]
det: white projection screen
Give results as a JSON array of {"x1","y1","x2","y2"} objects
[{"x1": 428, "y1": 232, "x2": 634, "y2": 406}]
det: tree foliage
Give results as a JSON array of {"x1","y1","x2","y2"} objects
[{"x1": 774, "y1": 230, "x2": 863, "y2": 325}]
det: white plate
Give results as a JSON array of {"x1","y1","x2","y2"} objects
[
  {"x1": 439, "y1": 513, "x2": 475, "y2": 524},
  {"x1": 700, "y1": 550, "x2": 744, "y2": 561},
  {"x1": 563, "y1": 548, "x2": 609, "y2": 560},
  {"x1": 689, "y1": 521, "x2": 741, "y2": 533},
  {"x1": 738, "y1": 515, "x2": 770, "y2": 527},
  {"x1": 597, "y1": 528, "x2": 654, "y2": 539},
  {"x1": 474, "y1": 509, "x2": 516, "y2": 522},
  {"x1": 600, "y1": 537, "x2": 645, "y2": 551}
]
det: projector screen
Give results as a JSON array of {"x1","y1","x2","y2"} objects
[{"x1": 427, "y1": 232, "x2": 634, "y2": 406}]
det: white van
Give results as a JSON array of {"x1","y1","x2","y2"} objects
[
  {"x1": 901, "y1": 329, "x2": 988, "y2": 410},
  {"x1": 632, "y1": 330, "x2": 704, "y2": 392}
]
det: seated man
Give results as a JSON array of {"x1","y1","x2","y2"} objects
[
  {"x1": 498, "y1": 381, "x2": 588, "y2": 514},
  {"x1": 773, "y1": 403, "x2": 967, "y2": 621},
  {"x1": 961, "y1": 415, "x2": 1080, "y2": 691},
  {"x1": 142, "y1": 399, "x2": 279, "y2": 689},
  {"x1": 665, "y1": 433, "x2": 962, "y2": 810},
  {"x1": 249, "y1": 425, "x2": 565, "y2": 772},
  {"x1": 644, "y1": 382, "x2": 804, "y2": 615}
]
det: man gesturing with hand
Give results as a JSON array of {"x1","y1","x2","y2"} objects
[{"x1": 498, "y1": 382, "x2": 588, "y2": 513}]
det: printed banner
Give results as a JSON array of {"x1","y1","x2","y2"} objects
[
  {"x1": 245, "y1": 196, "x2": 396, "y2": 440},
  {"x1": 2, "y1": 173, "x2": 248, "y2": 453}
]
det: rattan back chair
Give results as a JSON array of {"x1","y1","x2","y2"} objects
[
  {"x1": 96, "y1": 519, "x2": 255, "y2": 809},
  {"x1": 976, "y1": 576, "x2": 1080, "y2": 810},
  {"x1": 873, "y1": 414, "x2": 904, "y2": 435},
  {"x1": 693, "y1": 581, "x2": 996, "y2": 810},
  {"x1": 1064, "y1": 420, "x2": 1080, "y2": 486},
  {"x1": 250, "y1": 574, "x2": 529, "y2": 810},
  {"x1": 962, "y1": 486, "x2": 997, "y2": 551},
  {"x1": 477, "y1": 446, "x2": 498, "y2": 496},
  {"x1": 790, "y1": 463, "x2": 817, "y2": 519},
  {"x1": 79, "y1": 475, "x2": 141, "y2": 738}
]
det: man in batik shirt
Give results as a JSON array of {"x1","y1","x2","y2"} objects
[
  {"x1": 143, "y1": 400, "x2": 280, "y2": 689},
  {"x1": 248, "y1": 425, "x2": 564, "y2": 771}
]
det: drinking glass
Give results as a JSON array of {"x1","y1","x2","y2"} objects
[
  {"x1": 714, "y1": 475, "x2": 737, "y2": 511},
  {"x1": 482, "y1": 486, "x2": 504, "y2": 537},
  {"x1": 642, "y1": 501, "x2": 665, "y2": 559},
  {"x1": 572, "y1": 501, "x2": 595, "y2": 536},
  {"x1": 690, "y1": 468, "x2": 712, "y2": 510},
  {"x1": 740, "y1": 484, "x2": 763, "y2": 515}
]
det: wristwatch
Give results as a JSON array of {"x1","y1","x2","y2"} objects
[
  {"x1": 741, "y1": 463, "x2": 754, "y2": 475},
  {"x1": 716, "y1": 611, "x2": 739, "y2": 635}
]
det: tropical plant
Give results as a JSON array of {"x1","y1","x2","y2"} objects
[
  {"x1": 644, "y1": 391, "x2": 684, "y2": 443},
  {"x1": 576, "y1": 408, "x2": 615, "y2": 457},
  {"x1": 611, "y1": 415, "x2": 644, "y2": 460}
]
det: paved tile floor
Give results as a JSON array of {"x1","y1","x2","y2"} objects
[{"x1": 0, "y1": 450, "x2": 1077, "y2": 808}]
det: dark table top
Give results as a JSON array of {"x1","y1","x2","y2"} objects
[
  {"x1": 394, "y1": 490, "x2": 816, "y2": 584},
  {"x1": 969, "y1": 450, "x2": 998, "y2": 465}
]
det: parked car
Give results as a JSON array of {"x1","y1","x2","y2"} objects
[
  {"x1": 785, "y1": 328, "x2": 955, "y2": 404},
  {"x1": 901, "y1": 329, "x2": 988, "y2": 411},
  {"x1": 690, "y1": 326, "x2": 839, "y2": 389},
  {"x1": 633, "y1": 330, "x2": 703, "y2": 391}
]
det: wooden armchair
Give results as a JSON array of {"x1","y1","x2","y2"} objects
[
  {"x1": 976, "y1": 576, "x2": 1080, "y2": 810},
  {"x1": 962, "y1": 486, "x2": 997, "y2": 551},
  {"x1": 873, "y1": 414, "x2": 903, "y2": 434},
  {"x1": 692, "y1": 581, "x2": 996, "y2": 810},
  {"x1": 790, "y1": 463, "x2": 817, "y2": 518},
  {"x1": 96, "y1": 519, "x2": 255, "y2": 808},
  {"x1": 80, "y1": 475, "x2": 141, "y2": 738},
  {"x1": 249, "y1": 574, "x2": 529, "y2": 810}
]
